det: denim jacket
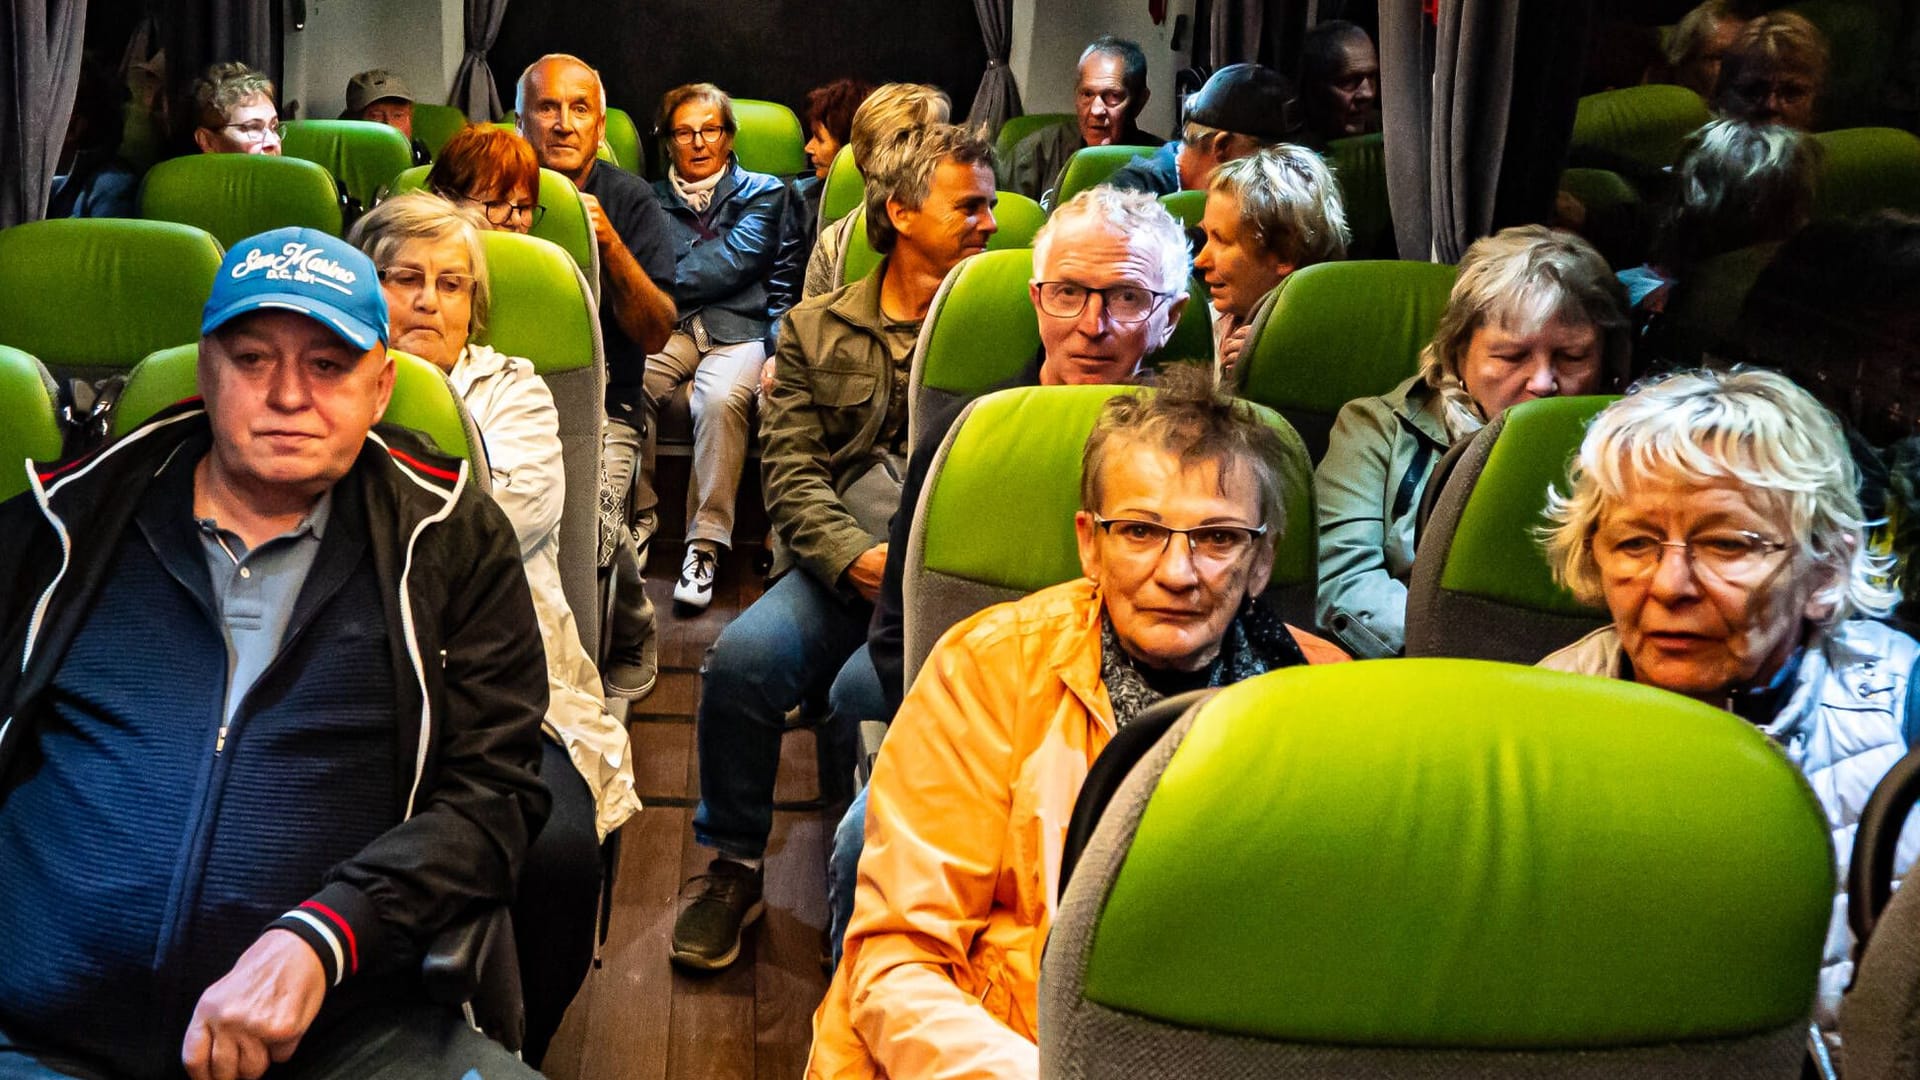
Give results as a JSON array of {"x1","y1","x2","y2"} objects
[{"x1": 652, "y1": 158, "x2": 793, "y2": 345}]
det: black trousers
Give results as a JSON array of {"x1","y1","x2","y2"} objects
[{"x1": 515, "y1": 737, "x2": 604, "y2": 1065}]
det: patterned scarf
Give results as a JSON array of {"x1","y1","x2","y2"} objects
[
  {"x1": 1098, "y1": 597, "x2": 1308, "y2": 729},
  {"x1": 669, "y1": 165, "x2": 725, "y2": 214}
]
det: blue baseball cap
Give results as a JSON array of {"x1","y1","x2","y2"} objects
[{"x1": 201, "y1": 227, "x2": 389, "y2": 351}]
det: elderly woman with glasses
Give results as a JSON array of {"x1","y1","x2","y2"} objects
[
  {"x1": 1314, "y1": 226, "x2": 1631, "y2": 658},
  {"x1": 1539, "y1": 367, "x2": 1917, "y2": 1034},
  {"x1": 425, "y1": 123, "x2": 546, "y2": 233},
  {"x1": 348, "y1": 191, "x2": 637, "y2": 1064}
]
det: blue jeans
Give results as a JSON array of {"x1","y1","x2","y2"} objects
[
  {"x1": 693, "y1": 569, "x2": 869, "y2": 860},
  {"x1": 827, "y1": 785, "x2": 870, "y2": 968},
  {"x1": 0, "y1": 1002, "x2": 537, "y2": 1080}
]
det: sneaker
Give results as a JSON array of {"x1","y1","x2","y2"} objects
[
  {"x1": 674, "y1": 543, "x2": 719, "y2": 610},
  {"x1": 670, "y1": 858, "x2": 765, "y2": 971},
  {"x1": 602, "y1": 619, "x2": 658, "y2": 701}
]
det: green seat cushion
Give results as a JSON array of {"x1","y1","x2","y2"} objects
[
  {"x1": 0, "y1": 346, "x2": 64, "y2": 503},
  {"x1": 281, "y1": 119, "x2": 415, "y2": 211},
  {"x1": 841, "y1": 191, "x2": 1048, "y2": 287},
  {"x1": 1158, "y1": 189, "x2": 1206, "y2": 229},
  {"x1": 1057, "y1": 144, "x2": 1156, "y2": 206},
  {"x1": 996, "y1": 113, "x2": 1074, "y2": 164},
  {"x1": 1813, "y1": 127, "x2": 1920, "y2": 220},
  {"x1": 410, "y1": 103, "x2": 470, "y2": 159},
  {"x1": 1571, "y1": 84, "x2": 1710, "y2": 171},
  {"x1": 0, "y1": 219, "x2": 223, "y2": 370},
  {"x1": 113, "y1": 345, "x2": 481, "y2": 471},
  {"x1": 922, "y1": 384, "x2": 1313, "y2": 595},
  {"x1": 1438, "y1": 395, "x2": 1617, "y2": 616},
  {"x1": 1086, "y1": 659, "x2": 1833, "y2": 1047},
  {"x1": 604, "y1": 107, "x2": 643, "y2": 175},
  {"x1": 733, "y1": 99, "x2": 808, "y2": 177},
  {"x1": 140, "y1": 153, "x2": 343, "y2": 247},
  {"x1": 1240, "y1": 260, "x2": 1457, "y2": 415},
  {"x1": 820, "y1": 145, "x2": 864, "y2": 226},
  {"x1": 389, "y1": 165, "x2": 596, "y2": 283},
  {"x1": 919, "y1": 249, "x2": 1042, "y2": 396},
  {"x1": 1328, "y1": 132, "x2": 1391, "y2": 256},
  {"x1": 474, "y1": 231, "x2": 596, "y2": 375}
]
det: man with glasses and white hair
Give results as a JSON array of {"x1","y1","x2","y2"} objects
[
  {"x1": 517, "y1": 53, "x2": 678, "y2": 700},
  {"x1": 806, "y1": 365, "x2": 1346, "y2": 1079},
  {"x1": 1538, "y1": 367, "x2": 1919, "y2": 1039}
]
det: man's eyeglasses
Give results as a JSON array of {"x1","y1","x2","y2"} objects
[
  {"x1": 222, "y1": 119, "x2": 280, "y2": 144},
  {"x1": 1591, "y1": 529, "x2": 1792, "y2": 583},
  {"x1": 670, "y1": 125, "x2": 728, "y2": 146},
  {"x1": 1093, "y1": 516, "x2": 1268, "y2": 564},
  {"x1": 461, "y1": 195, "x2": 545, "y2": 229},
  {"x1": 1034, "y1": 282, "x2": 1170, "y2": 325},
  {"x1": 379, "y1": 266, "x2": 477, "y2": 299}
]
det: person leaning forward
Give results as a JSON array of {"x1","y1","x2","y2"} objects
[{"x1": 0, "y1": 227, "x2": 548, "y2": 1080}]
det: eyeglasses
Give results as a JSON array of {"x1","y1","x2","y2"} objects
[
  {"x1": 379, "y1": 266, "x2": 477, "y2": 299},
  {"x1": 1591, "y1": 529, "x2": 1792, "y2": 582},
  {"x1": 1093, "y1": 516, "x2": 1268, "y2": 564},
  {"x1": 222, "y1": 119, "x2": 280, "y2": 144},
  {"x1": 670, "y1": 125, "x2": 728, "y2": 146},
  {"x1": 460, "y1": 195, "x2": 545, "y2": 228},
  {"x1": 1035, "y1": 282, "x2": 1170, "y2": 325}
]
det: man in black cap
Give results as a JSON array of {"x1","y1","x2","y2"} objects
[{"x1": 1108, "y1": 63, "x2": 1306, "y2": 197}]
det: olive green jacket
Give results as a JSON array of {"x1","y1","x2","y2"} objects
[{"x1": 762, "y1": 261, "x2": 910, "y2": 585}]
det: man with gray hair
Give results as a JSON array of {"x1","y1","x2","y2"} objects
[
  {"x1": 670, "y1": 123, "x2": 998, "y2": 972},
  {"x1": 1003, "y1": 35, "x2": 1162, "y2": 206}
]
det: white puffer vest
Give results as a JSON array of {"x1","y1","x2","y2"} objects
[{"x1": 1542, "y1": 620, "x2": 1920, "y2": 1029}]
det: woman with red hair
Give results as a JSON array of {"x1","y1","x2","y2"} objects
[{"x1": 426, "y1": 123, "x2": 544, "y2": 234}]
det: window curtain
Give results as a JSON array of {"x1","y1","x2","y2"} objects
[
  {"x1": 0, "y1": 0, "x2": 88, "y2": 226},
  {"x1": 451, "y1": 0, "x2": 510, "y2": 121},
  {"x1": 964, "y1": 0, "x2": 1021, "y2": 131},
  {"x1": 1380, "y1": 0, "x2": 1589, "y2": 263}
]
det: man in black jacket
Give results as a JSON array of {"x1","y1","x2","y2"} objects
[{"x1": 0, "y1": 227, "x2": 549, "y2": 1080}]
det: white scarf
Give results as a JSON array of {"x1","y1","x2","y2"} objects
[{"x1": 669, "y1": 165, "x2": 726, "y2": 213}]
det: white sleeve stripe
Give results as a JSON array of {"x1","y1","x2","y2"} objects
[{"x1": 285, "y1": 909, "x2": 347, "y2": 986}]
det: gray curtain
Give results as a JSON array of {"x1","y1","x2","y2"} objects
[
  {"x1": 451, "y1": 0, "x2": 510, "y2": 121},
  {"x1": 1380, "y1": 0, "x2": 1586, "y2": 263},
  {"x1": 964, "y1": 0, "x2": 1021, "y2": 132},
  {"x1": 1204, "y1": 0, "x2": 1265, "y2": 67},
  {"x1": 0, "y1": 0, "x2": 88, "y2": 227}
]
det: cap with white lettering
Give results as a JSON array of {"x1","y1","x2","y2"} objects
[{"x1": 201, "y1": 227, "x2": 389, "y2": 351}]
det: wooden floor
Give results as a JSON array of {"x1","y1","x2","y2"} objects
[{"x1": 541, "y1": 541, "x2": 837, "y2": 1080}]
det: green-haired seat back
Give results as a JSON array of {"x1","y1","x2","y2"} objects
[
  {"x1": 0, "y1": 218, "x2": 223, "y2": 379},
  {"x1": 995, "y1": 113, "x2": 1074, "y2": 165},
  {"x1": 1056, "y1": 144, "x2": 1156, "y2": 207},
  {"x1": 1570, "y1": 84, "x2": 1711, "y2": 174},
  {"x1": 280, "y1": 119, "x2": 415, "y2": 212},
  {"x1": 904, "y1": 384, "x2": 1315, "y2": 687},
  {"x1": 141, "y1": 153, "x2": 342, "y2": 247},
  {"x1": 1559, "y1": 166, "x2": 1648, "y2": 268},
  {"x1": 1157, "y1": 189, "x2": 1206, "y2": 230},
  {"x1": 1329, "y1": 132, "x2": 1393, "y2": 258},
  {"x1": 733, "y1": 98, "x2": 807, "y2": 177},
  {"x1": 474, "y1": 229, "x2": 605, "y2": 654},
  {"x1": 410, "y1": 103, "x2": 471, "y2": 159},
  {"x1": 1812, "y1": 127, "x2": 1920, "y2": 221},
  {"x1": 819, "y1": 145, "x2": 865, "y2": 229},
  {"x1": 0, "y1": 346, "x2": 65, "y2": 503},
  {"x1": 1236, "y1": 259, "x2": 1458, "y2": 462},
  {"x1": 111, "y1": 344, "x2": 489, "y2": 493},
  {"x1": 1043, "y1": 660, "x2": 1832, "y2": 1076},
  {"x1": 1405, "y1": 396, "x2": 1616, "y2": 662},
  {"x1": 839, "y1": 191, "x2": 1047, "y2": 288},
  {"x1": 388, "y1": 164, "x2": 599, "y2": 299},
  {"x1": 603, "y1": 107, "x2": 643, "y2": 174}
]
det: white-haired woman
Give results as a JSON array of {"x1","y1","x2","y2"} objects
[
  {"x1": 1193, "y1": 143, "x2": 1349, "y2": 373},
  {"x1": 349, "y1": 191, "x2": 639, "y2": 1064},
  {"x1": 1315, "y1": 226, "x2": 1631, "y2": 658},
  {"x1": 1539, "y1": 367, "x2": 1918, "y2": 1033}
]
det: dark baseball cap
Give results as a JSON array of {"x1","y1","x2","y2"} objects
[{"x1": 1183, "y1": 63, "x2": 1304, "y2": 141}]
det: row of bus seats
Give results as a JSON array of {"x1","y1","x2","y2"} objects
[{"x1": 497, "y1": 98, "x2": 806, "y2": 178}]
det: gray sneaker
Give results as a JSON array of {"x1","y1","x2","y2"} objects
[
  {"x1": 602, "y1": 619, "x2": 658, "y2": 701},
  {"x1": 670, "y1": 858, "x2": 765, "y2": 971}
]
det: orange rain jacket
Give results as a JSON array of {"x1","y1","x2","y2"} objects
[{"x1": 805, "y1": 578, "x2": 1348, "y2": 1078}]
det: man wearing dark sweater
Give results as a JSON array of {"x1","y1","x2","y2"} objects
[{"x1": 0, "y1": 228, "x2": 549, "y2": 1080}]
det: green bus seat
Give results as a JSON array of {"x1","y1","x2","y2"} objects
[
  {"x1": 281, "y1": 119, "x2": 415, "y2": 213},
  {"x1": 0, "y1": 346, "x2": 65, "y2": 503},
  {"x1": 140, "y1": 153, "x2": 343, "y2": 247}
]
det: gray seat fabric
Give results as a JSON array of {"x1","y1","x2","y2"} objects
[
  {"x1": 535, "y1": 283, "x2": 607, "y2": 662},
  {"x1": 1842, "y1": 858, "x2": 1920, "y2": 1077}
]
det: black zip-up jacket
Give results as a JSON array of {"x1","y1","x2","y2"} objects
[{"x1": 0, "y1": 402, "x2": 550, "y2": 1055}]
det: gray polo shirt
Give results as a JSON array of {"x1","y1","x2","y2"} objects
[{"x1": 195, "y1": 491, "x2": 334, "y2": 727}]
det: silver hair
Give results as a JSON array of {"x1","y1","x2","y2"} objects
[
  {"x1": 1207, "y1": 144, "x2": 1350, "y2": 269},
  {"x1": 515, "y1": 53, "x2": 608, "y2": 119},
  {"x1": 347, "y1": 190, "x2": 492, "y2": 339},
  {"x1": 863, "y1": 123, "x2": 995, "y2": 257},
  {"x1": 1032, "y1": 185, "x2": 1191, "y2": 296},
  {"x1": 1542, "y1": 367, "x2": 1896, "y2": 626},
  {"x1": 1418, "y1": 225, "x2": 1631, "y2": 441}
]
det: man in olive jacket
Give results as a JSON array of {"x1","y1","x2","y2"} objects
[{"x1": 668, "y1": 124, "x2": 998, "y2": 971}]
